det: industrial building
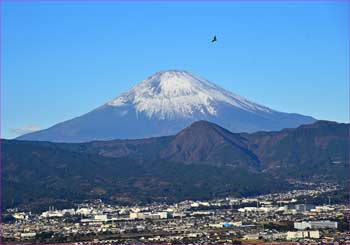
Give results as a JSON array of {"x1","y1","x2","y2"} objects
[{"x1": 294, "y1": 220, "x2": 338, "y2": 230}]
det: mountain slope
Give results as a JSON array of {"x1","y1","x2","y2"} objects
[
  {"x1": 160, "y1": 121, "x2": 260, "y2": 168},
  {"x1": 2, "y1": 139, "x2": 284, "y2": 211},
  {"x1": 3, "y1": 120, "x2": 348, "y2": 210},
  {"x1": 17, "y1": 70, "x2": 315, "y2": 142},
  {"x1": 244, "y1": 120, "x2": 350, "y2": 180},
  {"x1": 60, "y1": 120, "x2": 349, "y2": 181},
  {"x1": 56, "y1": 121, "x2": 261, "y2": 167}
]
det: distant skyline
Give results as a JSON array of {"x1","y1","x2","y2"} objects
[{"x1": 2, "y1": 1, "x2": 349, "y2": 139}]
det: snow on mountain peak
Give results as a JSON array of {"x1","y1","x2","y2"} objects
[{"x1": 107, "y1": 70, "x2": 272, "y2": 119}]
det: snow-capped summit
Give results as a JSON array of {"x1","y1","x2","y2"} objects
[
  {"x1": 107, "y1": 70, "x2": 271, "y2": 119},
  {"x1": 17, "y1": 70, "x2": 316, "y2": 142}
]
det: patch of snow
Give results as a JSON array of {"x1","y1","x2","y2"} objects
[{"x1": 107, "y1": 70, "x2": 272, "y2": 119}]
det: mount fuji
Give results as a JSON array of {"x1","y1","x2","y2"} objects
[{"x1": 17, "y1": 70, "x2": 315, "y2": 142}]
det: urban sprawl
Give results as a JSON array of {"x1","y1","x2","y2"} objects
[{"x1": 3, "y1": 182, "x2": 349, "y2": 244}]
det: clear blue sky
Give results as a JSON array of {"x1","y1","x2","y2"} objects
[{"x1": 2, "y1": 1, "x2": 349, "y2": 139}]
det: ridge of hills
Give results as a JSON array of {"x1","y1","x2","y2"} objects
[{"x1": 3, "y1": 120, "x2": 348, "y2": 211}]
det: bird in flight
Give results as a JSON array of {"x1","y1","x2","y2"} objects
[{"x1": 211, "y1": 35, "x2": 217, "y2": 43}]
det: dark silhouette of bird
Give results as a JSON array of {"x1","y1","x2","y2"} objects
[{"x1": 211, "y1": 35, "x2": 217, "y2": 43}]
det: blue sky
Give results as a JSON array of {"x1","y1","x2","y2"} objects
[{"x1": 2, "y1": 1, "x2": 349, "y2": 139}]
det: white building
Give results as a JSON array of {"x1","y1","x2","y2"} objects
[
  {"x1": 94, "y1": 214, "x2": 108, "y2": 222},
  {"x1": 294, "y1": 220, "x2": 337, "y2": 230},
  {"x1": 311, "y1": 206, "x2": 335, "y2": 212},
  {"x1": 287, "y1": 230, "x2": 320, "y2": 240},
  {"x1": 243, "y1": 233, "x2": 260, "y2": 240},
  {"x1": 20, "y1": 232, "x2": 36, "y2": 239},
  {"x1": 130, "y1": 212, "x2": 169, "y2": 220},
  {"x1": 238, "y1": 206, "x2": 274, "y2": 213},
  {"x1": 129, "y1": 212, "x2": 143, "y2": 220},
  {"x1": 238, "y1": 207, "x2": 258, "y2": 212},
  {"x1": 311, "y1": 220, "x2": 337, "y2": 229},
  {"x1": 40, "y1": 210, "x2": 64, "y2": 218},
  {"x1": 294, "y1": 221, "x2": 310, "y2": 230},
  {"x1": 76, "y1": 208, "x2": 92, "y2": 216},
  {"x1": 12, "y1": 213, "x2": 28, "y2": 220}
]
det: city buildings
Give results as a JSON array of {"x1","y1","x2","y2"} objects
[{"x1": 2, "y1": 182, "x2": 349, "y2": 244}]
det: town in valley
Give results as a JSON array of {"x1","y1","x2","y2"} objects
[{"x1": 3, "y1": 182, "x2": 349, "y2": 244}]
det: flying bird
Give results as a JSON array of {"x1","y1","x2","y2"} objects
[{"x1": 211, "y1": 35, "x2": 217, "y2": 43}]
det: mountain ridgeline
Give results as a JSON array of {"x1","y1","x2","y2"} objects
[
  {"x1": 3, "y1": 120, "x2": 348, "y2": 211},
  {"x1": 17, "y1": 70, "x2": 315, "y2": 142}
]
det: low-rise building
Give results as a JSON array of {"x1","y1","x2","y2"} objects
[
  {"x1": 243, "y1": 233, "x2": 260, "y2": 240},
  {"x1": 20, "y1": 232, "x2": 36, "y2": 239},
  {"x1": 287, "y1": 230, "x2": 320, "y2": 240},
  {"x1": 294, "y1": 220, "x2": 337, "y2": 230}
]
